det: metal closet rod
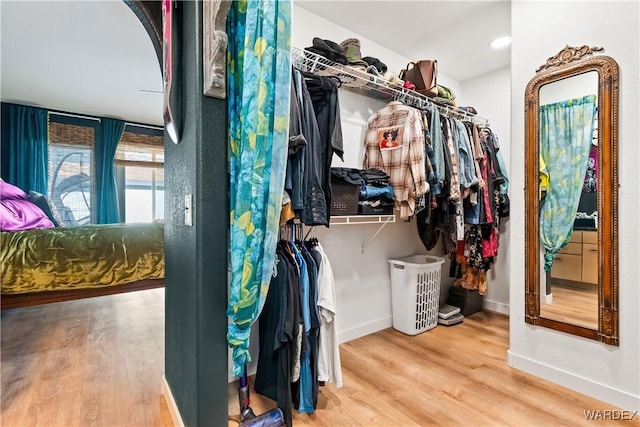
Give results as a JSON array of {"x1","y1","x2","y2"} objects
[
  {"x1": 390, "y1": 88, "x2": 486, "y2": 126},
  {"x1": 291, "y1": 46, "x2": 490, "y2": 126}
]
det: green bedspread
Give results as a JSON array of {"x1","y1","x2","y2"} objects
[{"x1": 1, "y1": 222, "x2": 164, "y2": 295}]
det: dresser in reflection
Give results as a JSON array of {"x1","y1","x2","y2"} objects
[{"x1": 550, "y1": 230, "x2": 598, "y2": 285}]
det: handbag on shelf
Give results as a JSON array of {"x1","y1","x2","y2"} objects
[{"x1": 399, "y1": 60, "x2": 438, "y2": 97}]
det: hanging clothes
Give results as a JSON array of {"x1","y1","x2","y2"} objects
[
  {"x1": 300, "y1": 245, "x2": 321, "y2": 409},
  {"x1": 290, "y1": 69, "x2": 328, "y2": 227},
  {"x1": 303, "y1": 73, "x2": 345, "y2": 218},
  {"x1": 363, "y1": 101, "x2": 428, "y2": 220},
  {"x1": 421, "y1": 112, "x2": 441, "y2": 197},
  {"x1": 411, "y1": 107, "x2": 506, "y2": 295},
  {"x1": 286, "y1": 71, "x2": 308, "y2": 218},
  {"x1": 288, "y1": 238, "x2": 314, "y2": 414},
  {"x1": 254, "y1": 250, "x2": 295, "y2": 427},
  {"x1": 583, "y1": 144, "x2": 598, "y2": 192},
  {"x1": 451, "y1": 119, "x2": 479, "y2": 190},
  {"x1": 443, "y1": 119, "x2": 461, "y2": 201},
  {"x1": 427, "y1": 105, "x2": 446, "y2": 188},
  {"x1": 313, "y1": 242, "x2": 343, "y2": 388}
]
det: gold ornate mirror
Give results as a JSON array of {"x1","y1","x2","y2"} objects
[{"x1": 524, "y1": 45, "x2": 619, "y2": 345}]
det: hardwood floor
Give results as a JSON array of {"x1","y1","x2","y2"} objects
[
  {"x1": 539, "y1": 283, "x2": 598, "y2": 329},
  {"x1": 2, "y1": 290, "x2": 630, "y2": 427},
  {"x1": 230, "y1": 312, "x2": 632, "y2": 427},
  {"x1": 1, "y1": 288, "x2": 172, "y2": 427}
]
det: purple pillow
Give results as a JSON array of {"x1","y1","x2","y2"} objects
[
  {"x1": 0, "y1": 180, "x2": 29, "y2": 201},
  {"x1": 1, "y1": 198, "x2": 55, "y2": 231},
  {"x1": 0, "y1": 181, "x2": 56, "y2": 231}
]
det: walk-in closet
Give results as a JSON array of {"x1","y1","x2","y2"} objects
[{"x1": 1, "y1": 2, "x2": 637, "y2": 426}]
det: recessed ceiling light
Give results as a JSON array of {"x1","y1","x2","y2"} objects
[{"x1": 490, "y1": 36, "x2": 511, "y2": 49}]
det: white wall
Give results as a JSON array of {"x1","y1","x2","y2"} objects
[
  {"x1": 509, "y1": 1, "x2": 640, "y2": 411},
  {"x1": 461, "y1": 66, "x2": 511, "y2": 314},
  {"x1": 291, "y1": 5, "x2": 463, "y2": 103},
  {"x1": 292, "y1": 4, "x2": 463, "y2": 342}
]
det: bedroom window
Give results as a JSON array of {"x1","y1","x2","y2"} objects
[
  {"x1": 46, "y1": 114, "x2": 163, "y2": 224},
  {"x1": 121, "y1": 166, "x2": 164, "y2": 222},
  {"x1": 115, "y1": 129, "x2": 164, "y2": 223},
  {"x1": 48, "y1": 120, "x2": 96, "y2": 225}
]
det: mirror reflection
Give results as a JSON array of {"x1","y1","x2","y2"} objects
[
  {"x1": 524, "y1": 45, "x2": 618, "y2": 345},
  {"x1": 538, "y1": 72, "x2": 599, "y2": 329}
]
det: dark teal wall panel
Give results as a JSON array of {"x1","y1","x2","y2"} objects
[{"x1": 164, "y1": 1, "x2": 228, "y2": 426}]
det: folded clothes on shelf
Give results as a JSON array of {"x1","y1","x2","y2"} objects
[
  {"x1": 358, "y1": 200, "x2": 394, "y2": 215},
  {"x1": 331, "y1": 167, "x2": 390, "y2": 187},
  {"x1": 359, "y1": 184, "x2": 394, "y2": 201},
  {"x1": 331, "y1": 167, "x2": 395, "y2": 215}
]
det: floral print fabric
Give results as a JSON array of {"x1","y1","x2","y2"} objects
[
  {"x1": 226, "y1": 0, "x2": 292, "y2": 376},
  {"x1": 539, "y1": 95, "x2": 596, "y2": 271}
]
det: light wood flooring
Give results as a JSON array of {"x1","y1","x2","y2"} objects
[
  {"x1": 539, "y1": 283, "x2": 599, "y2": 330},
  {"x1": 1, "y1": 289, "x2": 631, "y2": 427},
  {"x1": 229, "y1": 311, "x2": 632, "y2": 427},
  {"x1": 1, "y1": 288, "x2": 172, "y2": 427}
]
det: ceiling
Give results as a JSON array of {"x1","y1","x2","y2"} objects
[
  {"x1": 297, "y1": 0, "x2": 511, "y2": 82},
  {"x1": 1, "y1": 1, "x2": 510, "y2": 128},
  {"x1": 1, "y1": 1, "x2": 163, "y2": 126}
]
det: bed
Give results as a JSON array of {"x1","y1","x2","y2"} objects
[{"x1": 1, "y1": 222, "x2": 164, "y2": 310}]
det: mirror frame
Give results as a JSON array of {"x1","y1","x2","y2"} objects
[{"x1": 524, "y1": 45, "x2": 619, "y2": 345}]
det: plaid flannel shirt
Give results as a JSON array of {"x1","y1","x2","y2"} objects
[{"x1": 363, "y1": 102, "x2": 428, "y2": 220}]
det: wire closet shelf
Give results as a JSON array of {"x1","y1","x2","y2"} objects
[{"x1": 291, "y1": 46, "x2": 490, "y2": 127}]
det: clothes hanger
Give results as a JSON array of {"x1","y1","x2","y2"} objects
[
  {"x1": 304, "y1": 226, "x2": 314, "y2": 242},
  {"x1": 282, "y1": 224, "x2": 294, "y2": 256},
  {"x1": 295, "y1": 223, "x2": 308, "y2": 252}
]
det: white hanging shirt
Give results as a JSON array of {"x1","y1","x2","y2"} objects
[{"x1": 313, "y1": 243, "x2": 343, "y2": 388}]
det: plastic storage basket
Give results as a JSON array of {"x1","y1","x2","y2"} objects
[
  {"x1": 331, "y1": 180, "x2": 360, "y2": 215},
  {"x1": 388, "y1": 255, "x2": 445, "y2": 335}
]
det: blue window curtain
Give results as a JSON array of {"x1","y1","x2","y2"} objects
[
  {"x1": 539, "y1": 95, "x2": 597, "y2": 270},
  {"x1": 95, "y1": 118, "x2": 125, "y2": 224},
  {"x1": 1, "y1": 103, "x2": 49, "y2": 194},
  {"x1": 226, "y1": 0, "x2": 292, "y2": 376}
]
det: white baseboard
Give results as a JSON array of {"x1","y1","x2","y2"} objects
[
  {"x1": 508, "y1": 350, "x2": 640, "y2": 411},
  {"x1": 483, "y1": 299, "x2": 510, "y2": 315},
  {"x1": 338, "y1": 316, "x2": 392, "y2": 344},
  {"x1": 162, "y1": 375, "x2": 185, "y2": 427}
]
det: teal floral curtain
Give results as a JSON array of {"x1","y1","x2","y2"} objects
[
  {"x1": 226, "y1": 0, "x2": 292, "y2": 376},
  {"x1": 539, "y1": 95, "x2": 597, "y2": 270}
]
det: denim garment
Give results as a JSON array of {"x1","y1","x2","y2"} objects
[
  {"x1": 291, "y1": 244, "x2": 314, "y2": 413},
  {"x1": 423, "y1": 134, "x2": 441, "y2": 196},
  {"x1": 428, "y1": 106, "x2": 446, "y2": 185},
  {"x1": 453, "y1": 120, "x2": 479, "y2": 188},
  {"x1": 496, "y1": 149, "x2": 509, "y2": 195},
  {"x1": 359, "y1": 184, "x2": 395, "y2": 201}
]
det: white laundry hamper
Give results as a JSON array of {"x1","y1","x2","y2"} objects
[{"x1": 388, "y1": 254, "x2": 445, "y2": 335}]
